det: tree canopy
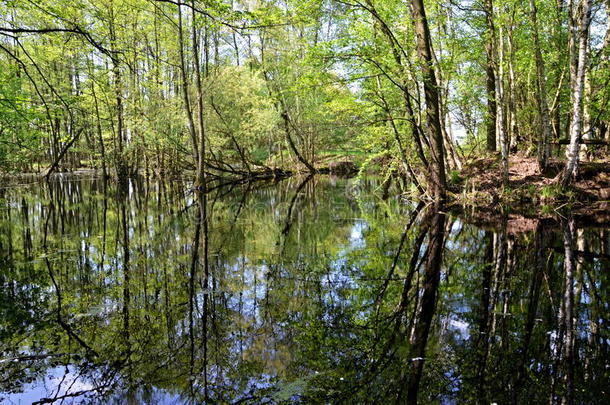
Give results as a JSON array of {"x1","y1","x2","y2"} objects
[{"x1": 0, "y1": 0, "x2": 609, "y2": 197}]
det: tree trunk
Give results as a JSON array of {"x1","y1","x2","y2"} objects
[
  {"x1": 484, "y1": 0, "x2": 497, "y2": 152},
  {"x1": 530, "y1": 0, "x2": 553, "y2": 170},
  {"x1": 89, "y1": 57, "x2": 107, "y2": 179},
  {"x1": 580, "y1": 54, "x2": 591, "y2": 161},
  {"x1": 258, "y1": 34, "x2": 315, "y2": 173},
  {"x1": 192, "y1": 1, "x2": 207, "y2": 188},
  {"x1": 506, "y1": 20, "x2": 519, "y2": 152},
  {"x1": 561, "y1": 0, "x2": 592, "y2": 187},
  {"x1": 280, "y1": 109, "x2": 316, "y2": 172},
  {"x1": 177, "y1": 5, "x2": 199, "y2": 167},
  {"x1": 109, "y1": 4, "x2": 126, "y2": 180},
  {"x1": 560, "y1": 218, "x2": 576, "y2": 405},
  {"x1": 409, "y1": 0, "x2": 446, "y2": 201},
  {"x1": 402, "y1": 208, "x2": 446, "y2": 402},
  {"x1": 496, "y1": 26, "x2": 509, "y2": 185}
]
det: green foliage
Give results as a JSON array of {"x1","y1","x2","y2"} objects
[
  {"x1": 0, "y1": 0, "x2": 608, "y2": 198},
  {"x1": 449, "y1": 169, "x2": 463, "y2": 186},
  {"x1": 206, "y1": 66, "x2": 278, "y2": 164},
  {"x1": 540, "y1": 183, "x2": 563, "y2": 200},
  {"x1": 0, "y1": 70, "x2": 45, "y2": 171}
]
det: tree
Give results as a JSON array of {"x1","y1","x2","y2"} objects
[
  {"x1": 561, "y1": 0, "x2": 593, "y2": 186},
  {"x1": 530, "y1": 0, "x2": 553, "y2": 171},
  {"x1": 409, "y1": 0, "x2": 446, "y2": 200},
  {"x1": 484, "y1": 0, "x2": 498, "y2": 153}
]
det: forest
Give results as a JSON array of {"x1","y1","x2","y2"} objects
[
  {"x1": 1, "y1": 0, "x2": 610, "y2": 404},
  {"x1": 0, "y1": 0, "x2": 608, "y2": 200}
]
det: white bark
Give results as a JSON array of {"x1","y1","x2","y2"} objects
[
  {"x1": 562, "y1": 0, "x2": 593, "y2": 187},
  {"x1": 507, "y1": 24, "x2": 518, "y2": 152},
  {"x1": 580, "y1": 55, "x2": 591, "y2": 161},
  {"x1": 496, "y1": 26, "x2": 508, "y2": 185}
]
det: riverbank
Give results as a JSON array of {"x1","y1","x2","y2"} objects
[
  {"x1": 442, "y1": 155, "x2": 610, "y2": 224},
  {"x1": 4, "y1": 154, "x2": 609, "y2": 214},
  {"x1": 449, "y1": 154, "x2": 610, "y2": 208}
]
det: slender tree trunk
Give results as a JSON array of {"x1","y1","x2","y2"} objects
[
  {"x1": 109, "y1": 2, "x2": 126, "y2": 180},
  {"x1": 560, "y1": 218, "x2": 576, "y2": 405},
  {"x1": 580, "y1": 55, "x2": 591, "y2": 161},
  {"x1": 45, "y1": 129, "x2": 85, "y2": 179},
  {"x1": 192, "y1": 1, "x2": 207, "y2": 187},
  {"x1": 402, "y1": 208, "x2": 446, "y2": 402},
  {"x1": 89, "y1": 58, "x2": 107, "y2": 179},
  {"x1": 530, "y1": 0, "x2": 553, "y2": 171},
  {"x1": 507, "y1": 21, "x2": 519, "y2": 152},
  {"x1": 561, "y1": 0, "x2": 592, "y2": 186},
  {"x1": 515, "y1": 222, "x2": 545, "y2": 401},
  {"x1": 496, "y1": 26, "x2": 509, "y2": 185},
  {"x1": 484, "y1": 0, "x2": 497, "y2": 152},
  {"x1": 475, "y1": 230, "x2": 494, "y2": 403},
  {"x1": 409, "y1": 0, "x2": 446, "y2": 201},
  {"x1": 363, "y1": 0, "x2": 430, "y2": 169},
  {"x1": 375, "y1": 76, "x2": 425, "y2": 193},
  {"x1": 551, "y1": 0, "x2": 565, "y2": 141},
  {"x1": 177, "y1": 4, "x2": 199, "y2": 166},
  {"x1": 258, "y1": 35, "x2": 315, "y2": 173},
  {"x1": 435, "y1": 8, "x2": 462, "y2": 170},
  {"x1": 280, "y1": 108, "x2": 316, "y2": 172}
]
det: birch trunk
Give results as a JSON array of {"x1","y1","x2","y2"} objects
[
  {"x1": 484, "y1": 0, "x2": 497, "y2": 152},
  {"x1": 561, "y1": 0, "x2": 592, "y2": 187},
  {"x1": 507, "y1": 21, "x2": 519, "y2": 152},
  {"x1": 496, "y1": 26, "x2": 509, "y2": 185},
  {"x1": 580, "y1": 57, "x2": 591, "y2": 161},
  {"x1": 560, "y1": 218, "x2": 576, "y2": 405}
]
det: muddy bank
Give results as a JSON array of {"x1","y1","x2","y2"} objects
[
  {"x1": 451, "y1": 155, "x2": 610, "y2": 206},
  {"x1": 444, "y1": 154, "x2": 610, "y2": 232}
]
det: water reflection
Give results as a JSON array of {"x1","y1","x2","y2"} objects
[{"x1": 0, "y1": 177, "x2": 608, "y2": 404}]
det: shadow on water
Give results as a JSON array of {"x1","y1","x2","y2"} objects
[{"x1": 0, "y1": 176, "x2": 608, "y2": 404}]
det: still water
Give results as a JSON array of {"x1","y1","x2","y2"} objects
[{"x1": 0, "y1": 176, "x2": 608, "y2": 404}]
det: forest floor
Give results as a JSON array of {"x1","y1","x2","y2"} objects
[{"x1": 450, "y1": 154, "x2": 610, "y2": 233}]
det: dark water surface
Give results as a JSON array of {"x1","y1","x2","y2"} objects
[{"x1": 0, "y1": 176, "x2": 608, "y2": 404}]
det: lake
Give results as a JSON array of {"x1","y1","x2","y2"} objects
[{"x1": 0, "y1": 176, "x2": 608, "y2": 404}]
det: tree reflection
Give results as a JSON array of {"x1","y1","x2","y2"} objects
[
  {"x1": 401, "y1": 206, "x2": 446, "y2": 403},
  {"x1": 0, "y1": 178, "x2": 608, "y2": 404}
]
